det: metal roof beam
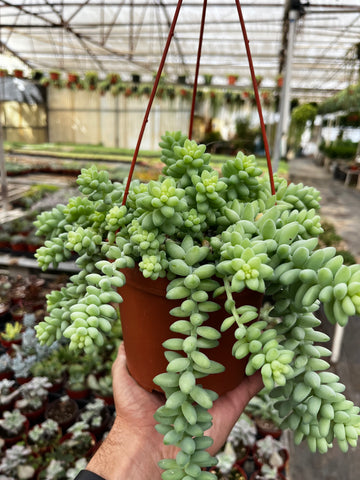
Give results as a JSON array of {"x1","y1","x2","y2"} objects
[
  {"x1": 65, "y1": 0, "x2": 92, "y2": 24},
  {"x1": 0, "y1": 40, "x2": 32, "y2": 67},
  {"x1": 102, "y1": 0, "x2": 126, "y2": 45},
  {"x1": 0, "y1": 0, "x2": 154, "y2": 73},
  {"x1": 0, "y1": 2, "x2": 285, "y2": 7},
  {"x1": 159, "y1": 0, "x2": 189, "y2": 76}
]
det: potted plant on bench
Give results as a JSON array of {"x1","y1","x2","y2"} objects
[{"x1": 0, "y1": 409, "x2": 29, "y2": 447}]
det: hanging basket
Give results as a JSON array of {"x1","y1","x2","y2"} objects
[
  {"x1": 13, "y1": 69, "x2": 24, "y2": 79},
  {"x1": 119, "y1": 267, "x2": 263, "y2": 395},
  {"x1": 117, "y1": 0, "x2": 275, "y2": 398},
  {"x1": 49, "y1": 71, "x2": 60, "y2": 81},
  {"x1": 227, "y1": 74, "x2": 238, "y2": 85}
]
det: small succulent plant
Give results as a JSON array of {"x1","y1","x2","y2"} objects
[
  {"x1": 227, "y1": 413, "x2": 257, "y2": 449},
  {"x1": 66, "y1": 363, "x2": 90, "y2": 392},
  {"x1": 0, "y1": 409, "x2": 27, "y2": 435},
  {"x1": 65, "y1": 458, "x2": 88, "y2": 480},
  {"x1": 87, "y1": 373, "x2": 113, "y2": 397},
  {"x1": 1, "y1": 322, "x2": 22, "y2": 342},
  {"x1": 21, "y1": 318, "x2": 51, "y2": 349},
  {"x1": 216, "y1": 441, "x2": 237, "y2": 474},
  {"x1": 58, "y1": 421, "x2": 95, "y2": 460},
  {"x1": 255, "y1": 464, "x2": 283, "y2": 480},
  {"x1": 34, "y1": 132, "x2": 360, "y2": 479},
  {"x1": 255, "y1": 435, "x2": 285, "y2": 469},
  {"x1": 15, "y1": 376, "x2": 52, "y2": 412},
  {"x1": 0, "y1": 379, "x2": 18, "y2": 408},
  {"x1": 38, "y1": 459, "x2": 66, "y2": 480},
  {"x1": 10, "y1": 351, "x2": 37, "y2": 380},
  {"x1": 79, "y1": 397, "x2": 106, "y2": 428},
  {"x1": 0, "y1": 352, "x2": 12, "y2": 373},
  {"x1": 30, "y1": 353, "x2": 65, "y2": 384},
  {"x1": 245, "y1": 391, "x2": 281, "y2": 431},
  {"x1": 28, "y1": 418, "x2": 61, "y2": 447},
  {"x1": 0, "y1": 444, "x2": 35, "y2": 479}
]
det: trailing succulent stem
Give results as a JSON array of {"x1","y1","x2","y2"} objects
[{"x1": 34, "y1": 132, "x2": 360, "y2": 480}]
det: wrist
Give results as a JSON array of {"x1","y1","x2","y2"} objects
[{"x1": 86, "y1": 417, "x2": 163, "y2": 480}]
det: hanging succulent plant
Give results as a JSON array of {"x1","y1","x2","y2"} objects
[{"x1": 34, "y1": 132, "x2": 360, "y2": 480}]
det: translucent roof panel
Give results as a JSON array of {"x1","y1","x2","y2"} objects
[{"x1": 0, "y1": 1, "x2": 359, "y2": 102}]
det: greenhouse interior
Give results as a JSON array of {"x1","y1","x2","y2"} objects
[{"x1": 1, "y1": 1, "x2": 360, "y2": 479}]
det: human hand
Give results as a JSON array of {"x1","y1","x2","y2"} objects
[{"x1": 86, "y1": 342, "x2": 263, "y2": 479}]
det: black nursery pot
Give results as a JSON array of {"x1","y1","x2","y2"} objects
[{"x1": 45, "y1": 397, "x2": 79, "y2": 433}]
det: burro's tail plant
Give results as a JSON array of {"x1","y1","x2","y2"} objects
[{"x1": 34, "y1": 131, "x2": 360, "y2": 479}]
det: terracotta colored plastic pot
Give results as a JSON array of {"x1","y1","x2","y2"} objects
[
  {"x1": 10, "y1": 305, "x2": 25, "y2": 322},
  {"x1": 66, "y1": 386, "x2": 90, "y2": 400},
  {"x1": 0, "y1": 370, "x2": 12, "y2": 381},
  {"x1": 68, "y1": 73, "x2": 78, "y2": 83},
  {"x1": 119, "y1": 267, "x2": 263, "y2": 395},
  {"x1": 228, "y1": 75, "x2": 238, "y2": 85},
  {"x1": 231, "y1": 464, "x2": 248, "y2": 479},
  {"x1": 21, "y1": 401, "x2": 47, "y2": 425},
  {"x1": 15, "y1": 375, "x2": 32, "y2": 385},
  {"x1": 94, "y1": 392, "x2": 114, "y2": 406},
  {"x1": 1, "y1": 337, "x2": 22, "y2": 351}
]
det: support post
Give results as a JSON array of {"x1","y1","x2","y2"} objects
[
  {"x1": 331, "y1": 323, "x2": 345, "y2": 364},
  {"x1": 273, "y1": 9, "x2": 299, "y2": 171},
  {"x1": 0, "y1": 106, "x2": 8, "y2": 211}
]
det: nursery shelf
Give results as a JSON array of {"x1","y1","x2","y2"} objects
[
  {"x1": 0, "y1": 207, "x2": 28, "y2": 224},
  {"x1": 0, "y1": 252, "x2": 78, "y2": 273}
]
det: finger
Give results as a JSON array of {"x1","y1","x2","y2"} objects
[
  {"x1": 215, "y1": 370, "x2": 263, "y2": 415},
  {"x1": 207, "y1": 371, "x2": 263, "y2": 454},
  {"x1": 241, "y1": 370, "x2": 264, "y2": 402},
  {"x1": 112, "y1": 341, "x2": 126, "y2": 377}
]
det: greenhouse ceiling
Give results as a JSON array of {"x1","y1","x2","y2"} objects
[{"x1": 0, "y1": 0, "x2": 360, "y2": 102}]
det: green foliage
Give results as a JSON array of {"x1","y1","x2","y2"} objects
[
  {"x1": 336, "y1": 250, "x2": 356, "y2": 266},
  {"x1": 200, "y1": 130, "x2": 222, "y2": 146},
  {"x1": 34, "y1": 131, "x2": 360, "y2": 479},
  {"x1": 291, "y1": 103, "x2": 318, "y2": 125},
  {"x1": 319, "y1": 220, "x2": 342, "y2": 247},
  {"x1": 319, "y1": 83, "x2": 360, "y2": 114},
  {"x1": 319, "y1": 139, "x2": 357, "y2": 159},
  {"x1": 319, "y1": 220, "x2": 356, "y2": 265},
  {"x1": 13, "y1": 184, "x2": 59, "y2": 209},
  {"x1": 338, "y1": 112, "x2": 360, "y2": 128},
  {"x1": 232, "y1": 118, "x2": 259, "y2": 154},
  {"x1": 245, "y1": 391, "x2": 281, "y2": 427},
  {"x1": 1, "y1": 322, "x2": 22, "y2": 341},
  {"x1": 289, "y1": 103, "x2": 318, "y2": 150}
]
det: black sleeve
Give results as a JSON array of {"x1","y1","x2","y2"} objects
[{"x1": 74, "y1": 470, "x2": 106, "y2": 480}]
